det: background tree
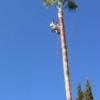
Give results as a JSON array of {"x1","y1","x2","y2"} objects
[
  {"x1": 43, "y1": 0, "x2": 77, "y2": 100},
  {"x1": 76, "y1": 84, "x2": 84, "y2": 100},
  {"x1": 83, "y1": 80, "x2": 93, "y2": 100},
  {"x1": 76, "y1": 80, "x2": 94, "y2": 100}
]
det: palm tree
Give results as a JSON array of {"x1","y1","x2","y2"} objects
[{"x1": 43, "y1": 0, "x2": 78, "y2": 100}]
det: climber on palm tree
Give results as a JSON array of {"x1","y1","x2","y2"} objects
[{"x1": 50, "y1": 20, "x2": 60, "y2": 35}]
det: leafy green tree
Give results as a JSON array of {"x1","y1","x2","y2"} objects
[
  {"x1": 76, "y1": 84, "x2": 84, "y2": 100},
  {"x1": 43, "y1": 0, "x2": 78, "y2": 100}
]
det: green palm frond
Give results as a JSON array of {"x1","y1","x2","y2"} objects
[
  {"x1": 67, "y1": 0, "x2": 78, "y2": 10},
  {"x1": 43, "y1": 0, "x2": 57, "y2": 7},
  {"x1": 63, "y1": 0, "x2": 78, "y2": 10}
]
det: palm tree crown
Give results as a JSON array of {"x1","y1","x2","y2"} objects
[{"x1": 43, "y1": 0, "x2": 78, "y2": 10}]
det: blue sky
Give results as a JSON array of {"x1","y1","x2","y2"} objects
[{"x1": 0, "y1": 0, "x2": 100, "y2": 100}]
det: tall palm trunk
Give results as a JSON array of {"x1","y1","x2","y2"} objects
[{"x1": 58, "y1": 6, "x2": 72, "y2": 100}]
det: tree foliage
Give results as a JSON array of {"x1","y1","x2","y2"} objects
[
  {"x1": 43, "y1": 0, "x2": 78, "y2": 10},
  {"x1": 67, "y1": 0, "x2": 78, "y2": 10},
  {"x1": 76, "y1": 80, "x2": 94, "y2": 100},
  {"x1": 43, "y1": 0, "x2": 57, "y2": 6},
  {"x1": 76, "y1": 84, "x2": 84, "y2": 100},
  {"x1": 84, "y1": 80, "x2": 93, "y2": 100}
]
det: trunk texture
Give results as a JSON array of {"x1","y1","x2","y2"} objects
[{"x1": 58, "y1": 8, "x2": 72, "y2": 100}]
